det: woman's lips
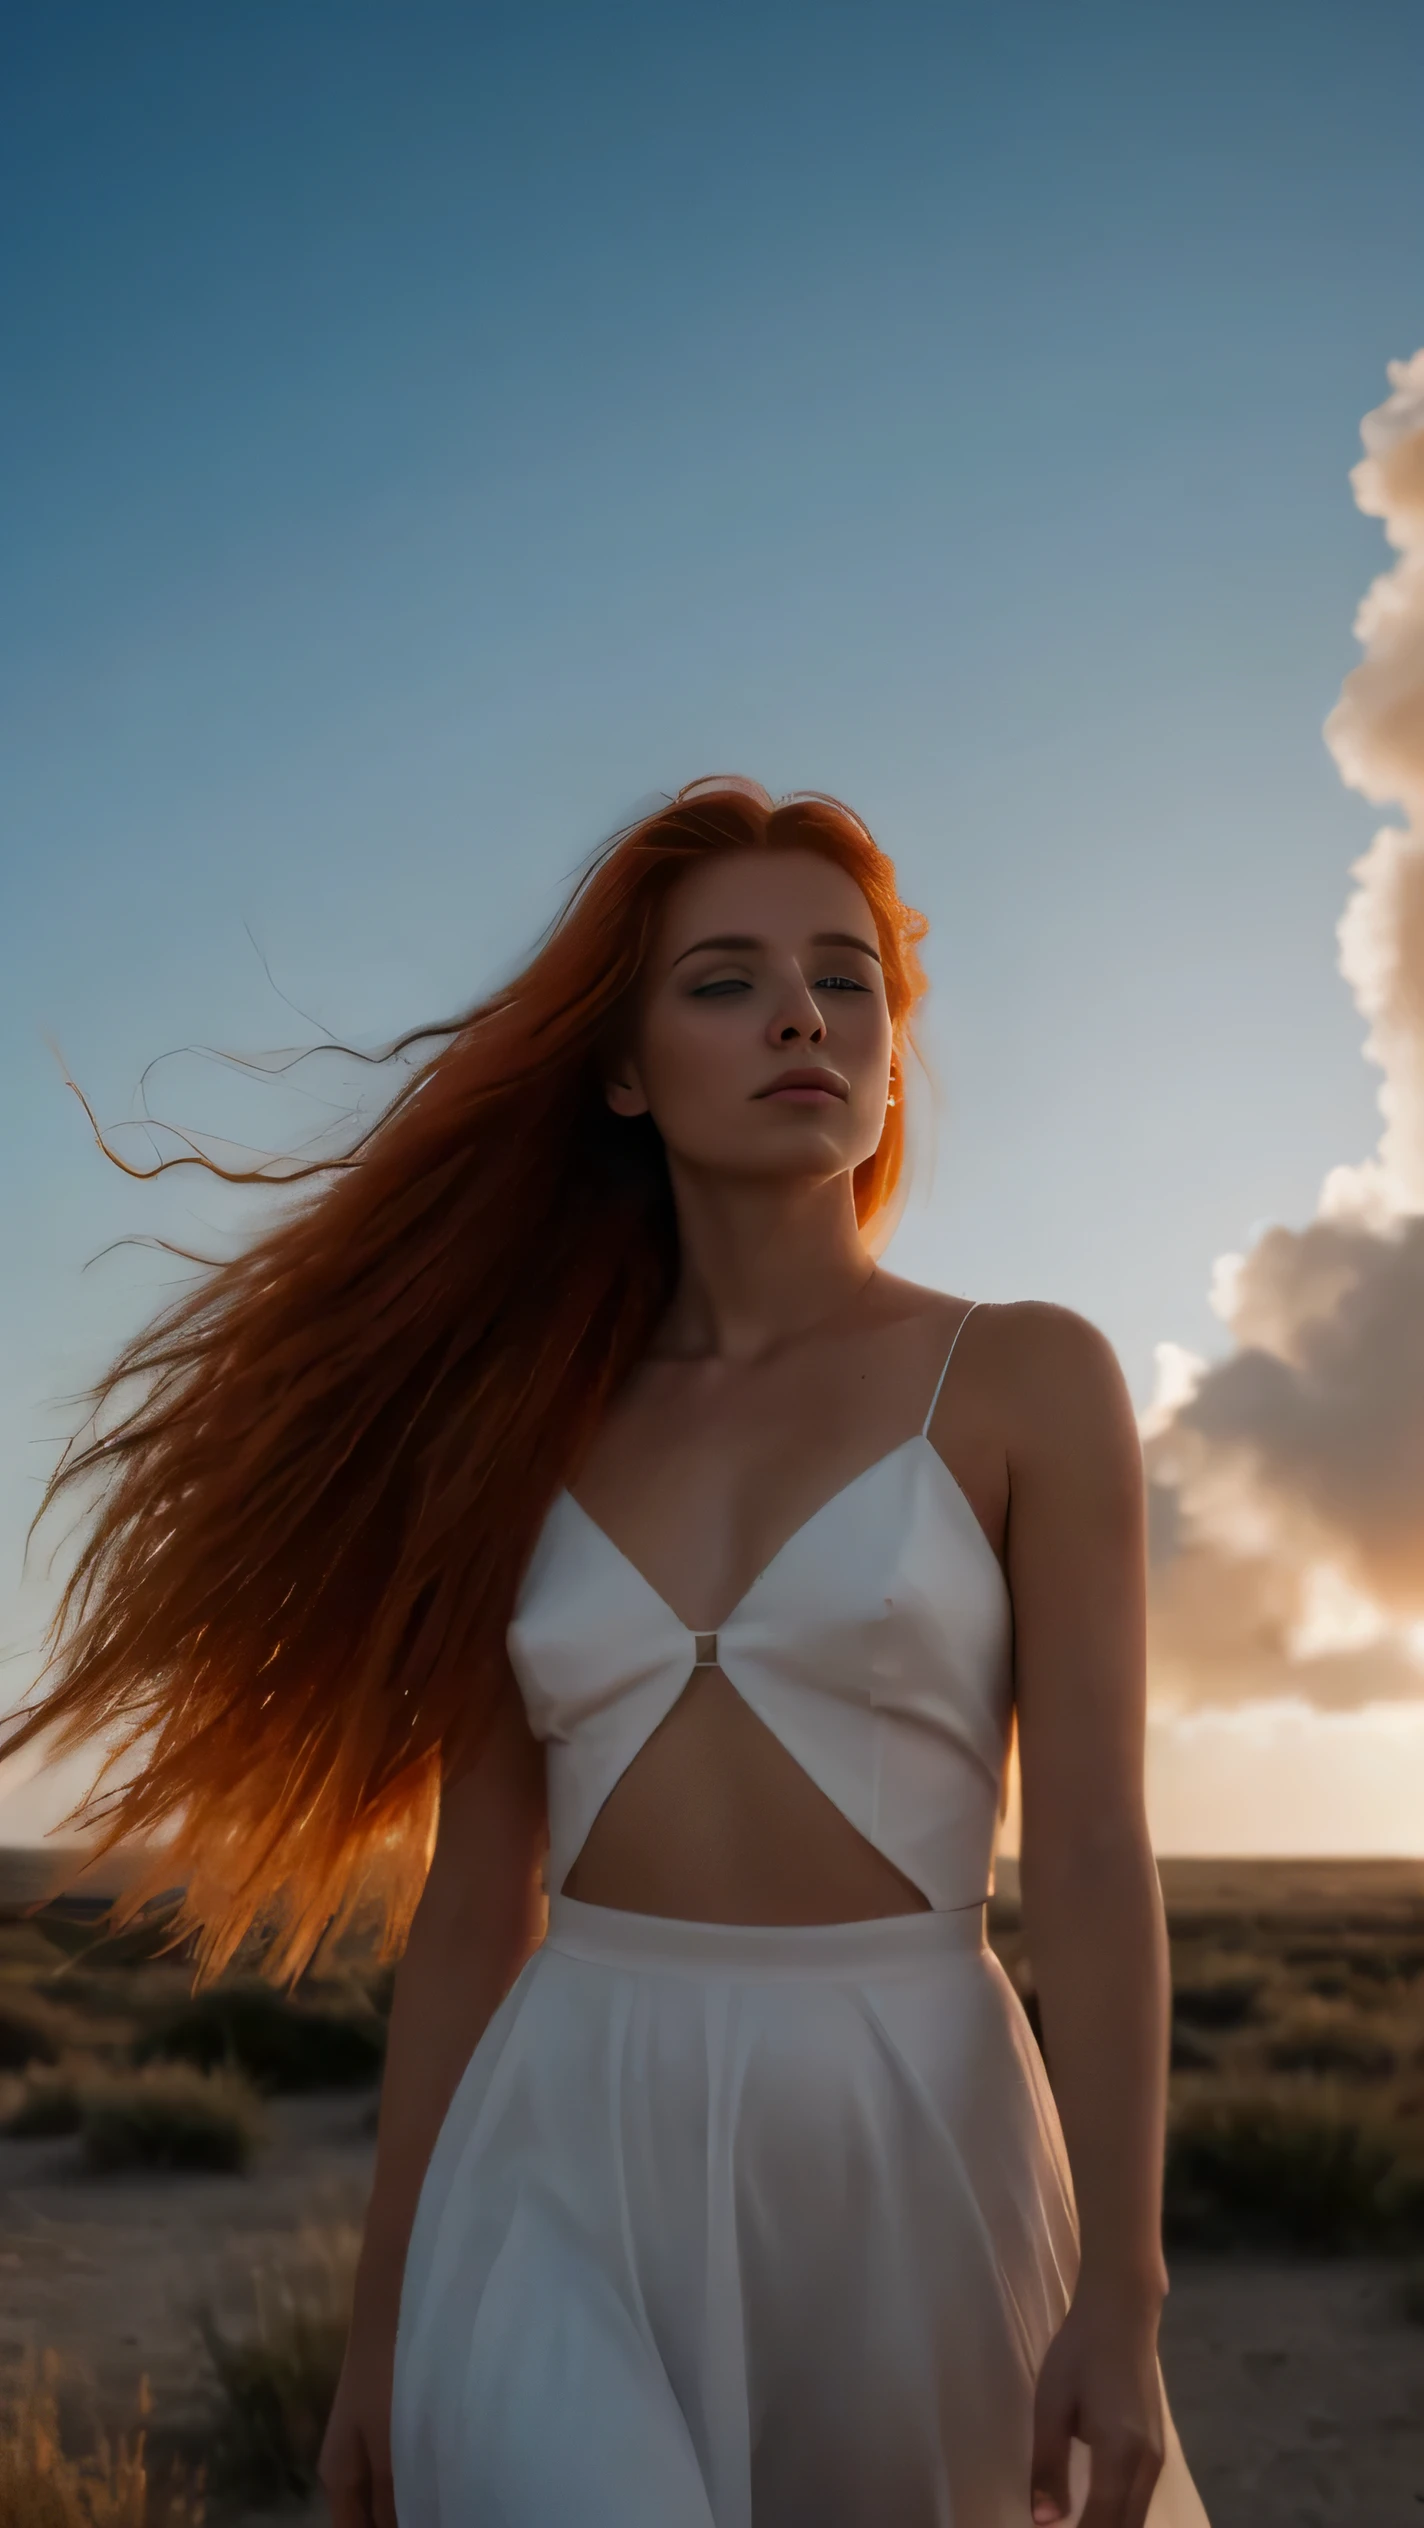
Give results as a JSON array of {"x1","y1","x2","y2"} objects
[{"x1": 755, "y1": 1067, "x2": 848, "y2": 1103}]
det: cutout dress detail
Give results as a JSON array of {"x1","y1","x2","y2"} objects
[
  {"x1": 509, "y1": 1322, "x2": 1015, "y2": 1904},
  {"x1": 392, "y1": 1304, "x2": 1211, "y2": 2526}
]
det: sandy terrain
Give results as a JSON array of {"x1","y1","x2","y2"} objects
[
  {"x1": 2, "y1": 1850, "x2": 1421, "y2": 2523},
  {"x1": 0, "y1": 2094, "x2": 373, "y2": 2459},
  {"x1": 1161, "y1": 2256, "x2": 1423, "y2": 2527},
  {"x1": 1, "y1": 2098, "x2": 1420, "y2": 2526}
]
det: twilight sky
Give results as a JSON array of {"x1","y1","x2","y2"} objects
[{"x1": 3, "y1": 1, "x2": 1424, "y2": 1852}]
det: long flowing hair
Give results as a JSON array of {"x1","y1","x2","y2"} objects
[{"x1": 5, "y1": 779, "x2": 930, "y2": 1979}]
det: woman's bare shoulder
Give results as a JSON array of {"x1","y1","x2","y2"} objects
[
  {"x1": 973, "y1": 1296, "x2": 1120, "y2": 1363},
  {"x1": 975, "y1": 1300, "x2": 1139, "y2": 1477},
  {"x1": 887, "y1": 1283, "x2": 1133, "y2": 1448},
  {"x1": 880, "y1": 1279, "x2": 1119, "y2": 1370}
]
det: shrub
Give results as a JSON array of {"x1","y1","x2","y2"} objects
[
  {"x1": 1301, "y1": 1966, "x2": 1354, "y2": 2001},
  {"x1": 1169, "y1": 2027, "x2": 1217, "y2": 2073},
  {"x1": 0, "y1": 1990, "x2": 68, "y2": 2072},
  {"x1": 134, "y1": 1980, "x2": 385, "y2": 2093},
  {"x1": 1171, "y1": 1970, "x2": 1264, "y2": 2031},
  {"x1": 1265, "y1": 2008, "x2": 1398, "y2": 2079},
  {"x1": 1164, "y1": 2086, "x2": 1415, "y2": 2252},
  {"x1": 1, "y1": 2065, "x2": 89, "y2": 2139},
  {"x1": 1285, "y1": 1937, "x2": 1424, "y2": 1985},
  {"x1": 30, "y1": 1968, "x2": 142, "y2": 2017},
  {"x1": 0, "y1": 1923, "x2": 67, "y2": 1976},
  {"x1": 197, "y1": 2225, "x2": 358, "y2": 2501},
  {"x1": 80, "y1": 2064, "x2": 265, "y2": 2174},
  {"x1": 1352, "y1": 1942, "x2": 1424, "y2": 1984}
]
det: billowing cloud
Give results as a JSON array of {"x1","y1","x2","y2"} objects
[{"x1": 1147, "y1": 353, "x2": 1424, "y2": 1712}]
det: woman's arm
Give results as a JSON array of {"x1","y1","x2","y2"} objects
[
  {"x1": 1000, "y1": 1302, "x2": 1170, "y2": 2528},
  {"x1": 321, "y1": 1671, "x2": 547, "y2": 2528}
]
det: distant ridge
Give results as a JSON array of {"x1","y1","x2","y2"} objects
[
  {"x1": 4, "y1": 1845, "x2": 1421, "y2": 1928},
  {"x1": 0, "y1": 1841, "x2": 157, "y2": 1917},
  {"x1": 1151, "y1": 1854, "x2": 1424, "y2": 1927},
  {"x1": 992, "y1": 1853, "x2": 1424, "y2": 1931}
]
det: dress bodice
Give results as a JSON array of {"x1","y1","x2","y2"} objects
[{"x1": 506, "y1": 1303, "x2": 1015, "y2": 1908}]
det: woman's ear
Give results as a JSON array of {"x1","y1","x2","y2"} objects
[{"x1": 604, "y1": 1062, "x2": 650, "y2": 1119}]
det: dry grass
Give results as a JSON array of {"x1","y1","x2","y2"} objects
[
  {"x1": 1156, "y1": 1911, "x2": 1424, "y2": 2250},
  {"x1": 1163, "y1": 2079, "x2": 1424, "y2": 2252},
  {"x1": 989, "y1": 1875, "x2": 1424, "y2": 2256},
  {"x1": 2, "y1": 1857, "x2": 1421, "y2": 2517},
  {"x1": 194, "y1": 2225, "x2": 358, "y2": 2502},
  {"x1": 0, "y1": 2353, "x2": 204, "y2": 2528},
  {"x1": 1170, "y1": 1960, "x2": 1269, "y2": 2031},
  {"x1": 1263, "y1": 2000, "x2": 1401, "y2": 2079}
]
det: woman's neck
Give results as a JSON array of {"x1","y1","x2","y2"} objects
[{"x1": 653, "y1": 1165, "x2": 878, "y2": 1366}]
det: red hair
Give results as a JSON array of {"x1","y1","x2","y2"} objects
[{"x1": 6, "y1": 780, "x2": 929, "y2": 1979}]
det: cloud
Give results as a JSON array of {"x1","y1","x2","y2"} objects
[{"x1": 1146, "y1": 353, "x2": 1424, "y2": 1713}]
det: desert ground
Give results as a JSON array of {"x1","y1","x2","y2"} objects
[{"x1": 1, "y1": 1849, "x2": 1421, "y2": 2527}]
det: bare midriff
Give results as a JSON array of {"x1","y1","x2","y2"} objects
[{"x1": 558, "y1": 1663, "x2": 933, "y2": 1924}]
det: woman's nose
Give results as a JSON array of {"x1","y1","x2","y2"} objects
[{"x1": 768, "y1": 968, "x2": 826, "y2": 1045}]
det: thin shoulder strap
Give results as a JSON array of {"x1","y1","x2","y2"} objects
[{"x1": 921, "y1": 1300, "x2": 984, "y2": 1437}]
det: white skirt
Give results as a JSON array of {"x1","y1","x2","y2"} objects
[{"x1": 392, "y1": 1893, "x2": 1210, "y2": 2528}]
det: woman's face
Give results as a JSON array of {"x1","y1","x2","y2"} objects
[{"x1": 607, "y1": 849, "x2": 895, "y2": 1186}]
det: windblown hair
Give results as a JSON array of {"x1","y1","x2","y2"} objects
[{"x1": 6, "y1": 779, "x2": 929, "y2": 1980}]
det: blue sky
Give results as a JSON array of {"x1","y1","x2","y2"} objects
[{"x1": 4, "y1": 1, "x2": 1423, "y2": 1846}]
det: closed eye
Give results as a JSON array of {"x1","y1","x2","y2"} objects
[{"x1": 688, "y1": 969, "x2": 874, "y2": 999}]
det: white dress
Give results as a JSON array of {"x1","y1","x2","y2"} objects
[{"x1": 392, "y1": 1310, "x2": 1211, "y2": 2526}]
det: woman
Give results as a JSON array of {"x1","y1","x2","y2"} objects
[{"x1": 10, "y1": 781, "x2": 1209, "y2": 2527}]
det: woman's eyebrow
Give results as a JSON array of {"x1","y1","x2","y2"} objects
[{"x1": 671, "y1": 930, "x2": 882, "y2": 967}]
